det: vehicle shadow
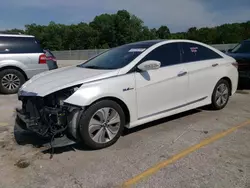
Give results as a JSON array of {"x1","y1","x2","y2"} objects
[
  {"x1": 238, "y1": 78, "x2": 250, "y2": 90},
  {"x1": 13, "y1": 108, "x2": 203, "y2": 157},
  {"x1": 122, "y1": 109, "x2": 202, "y2": 136},
  {"x1": 14, "y1": 120, "x2": 95, "y2": 155}
]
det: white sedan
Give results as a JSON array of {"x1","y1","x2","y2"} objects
[{"x1": 16, "y1": 39, "x2": 238, "y2": 149}]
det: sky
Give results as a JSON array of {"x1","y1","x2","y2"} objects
[{"x1": 0, "y1": 0, "x2": 250, "y2": 32}]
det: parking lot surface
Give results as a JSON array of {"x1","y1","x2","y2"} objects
[{"x1": 0, "y1": 90, "x2": 250, "y2": 188}]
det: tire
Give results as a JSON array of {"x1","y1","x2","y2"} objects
[
  {"x1": 79, "y1": 100, "x2": 125, "y2": 149},
  {"x1": 210, "y1": 79, "x2": 230, "y2": 110},
  {"x1": 0, "y1": 69, "x2": 26, "y2": 94}
]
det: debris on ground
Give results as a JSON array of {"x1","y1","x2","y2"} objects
[
  {"x1": 238, "y1": 169, "x2": 244, "y2": 173},
  {"x1": 0, "y1": 126, "x2": 9, "y2": 133},
  {"x1": 15, "y1": 158, "x2": 30, "y2": 168}
]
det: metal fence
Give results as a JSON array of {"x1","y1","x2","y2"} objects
[
  {"x1": 52, "y1": 49, "x2": 108, "y2": 60},
  {"x1": 52, "y1": 43, "x2": 237, "y2": 60}
]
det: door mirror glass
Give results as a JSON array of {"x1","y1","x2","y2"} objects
[{"x1": 137, "y1": 60, "x2": 161, "y2": 71}]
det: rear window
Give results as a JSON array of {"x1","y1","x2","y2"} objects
[
  {"x1": 231, "y1": 41, "x2": 250, "y2": 53},
  {"x1": 0, "y1": 36, "x2": 43, "y2": 54},
  {"x1": 181, "y1": 42, "x2": 222, "y2": 63}
]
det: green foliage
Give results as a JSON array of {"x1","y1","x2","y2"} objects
[
  {"x1": 4, "y1": 28, "x2": 25, "y2": 34},
  {"x1": 157, "y1": 26, "x2": 170, "y2": 39},
  {"x1": 5, "y1": 10, "x2": 249, "y2": 50}
]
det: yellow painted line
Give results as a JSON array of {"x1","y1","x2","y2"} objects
[
  {"x1": 0, "y1": 122, "x2": 8, "y2": 127},
  {"x1": 122, "y1": 119, "x2": 250, "y2": 187}
]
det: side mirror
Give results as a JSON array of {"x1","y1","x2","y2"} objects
[
  {"x1": 227, "y1": 49, "x2": 232, "y2": 52},
  {"x1": 137, "y1": 60, "x2": 161, "y2": 71}
]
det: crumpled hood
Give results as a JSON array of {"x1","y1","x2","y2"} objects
[{"x1": 20, "y1": 66, "x2": 119, "y2": 96}]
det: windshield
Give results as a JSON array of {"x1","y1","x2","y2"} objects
[
  {"x1": 231, "y1": 41, "x2": 250, "y2": 53},
  {"x1": 78, "y1": 43, "x2": 154, "y2": 70}
]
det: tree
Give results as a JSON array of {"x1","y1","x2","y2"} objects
[
  {"x1": 4, "y1": 28, "x2": 25, "y2": 34},
  {"x1": 170, "y1": 32, "x2": 186, "y2": 39},
  {"x1": 140, "y1": 26, "x2": 158, "y2": 40},
  {"x1": 186, "y1": 27, "x2": 198, "y2": 40},
  {"x1": 113, "y1": 10, "x2": 146, "y2": 45},
  {"x1": 90, "y1": 13, "x2": 116, "y2": 48},
  {"x1": 15, "y1": 10, "x2": 250, "y2": 50},
  {"x1": 156, "y1": 26, "x2": 170, "y2": 39}
]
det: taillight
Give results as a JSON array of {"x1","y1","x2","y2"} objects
[
  {"x1": 232, "y1": 61, "x2": 238, "y2": 69},
  {"x1": 39, "y1": 54, "x2": 47, "y2": 64}
]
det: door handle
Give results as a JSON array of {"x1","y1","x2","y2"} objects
[
  {"x1": 177, "y1": 71, "x2": 187, "y2": 77},
  {"x1": 212, "y1": 63, "x2": 218, "y2": 67}
]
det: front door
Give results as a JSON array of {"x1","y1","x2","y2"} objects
[{"x1": 135, "y1": 42, "x2": 189, "y2": 119}]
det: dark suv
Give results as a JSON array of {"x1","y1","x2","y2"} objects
[
  {"x1": 226, "y1": 40, "x2": 250, "y2": 82},
  {"x1": 0, "y1": 34, "x2": 58, "y2": 94}
]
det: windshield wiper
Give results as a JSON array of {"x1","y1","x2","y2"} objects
[
  {"x1": 82, "y1": 65, "x2": 102, "y2": 69},
  {"x1": 76, "y1": 65, "x2": 101, "y2": 69},
  {"x1": 76, "y1": 65, "x2": 115, "y2": 70}
]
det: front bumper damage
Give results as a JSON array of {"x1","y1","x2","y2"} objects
[{"x1": 16, "y1": 88, "x2": 83, "y2": 151}]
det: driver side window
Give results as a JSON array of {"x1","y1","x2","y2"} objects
[{"x1": 139, "y1": 43, "x2": 181, "y2": 67}]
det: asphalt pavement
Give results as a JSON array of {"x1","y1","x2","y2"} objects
[{"x1": 0, "y1": 90, "x2": 249, "y2": 188}]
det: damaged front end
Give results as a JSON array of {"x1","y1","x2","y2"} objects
[{"x1": 16, "y1": 86, "x2": 83, "y2": 149}]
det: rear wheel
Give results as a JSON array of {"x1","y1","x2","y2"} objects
[
  {"x1": 210, "y1": 79, "x2": 230, "y2": 110},
  {"x1": 79, "y1": 100, "x2": 125, "y2": 149},
  {"x1": 0, "y1": 69, "x2": 26, "y2": 94}
]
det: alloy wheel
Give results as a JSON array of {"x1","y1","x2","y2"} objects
[
  {"x1": 88, "y1": 107, "x2": 121, "y2": 144},
  {"x1": 215, "y1": 83, "x2": 229, "y2": 107},
  {"x1": 1, "y1": 74, "x2": 20, "y2": 90}
]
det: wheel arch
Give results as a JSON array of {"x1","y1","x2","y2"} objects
[
  {"x1": 88, "y1": 96, "x2": 131, "y2": 125},
  {"x1": 0, "y1": 66, "x2": 28, "y2": 80},
  {"x1": 219, "y1": 77, "x2": 232, "y2": 95}
]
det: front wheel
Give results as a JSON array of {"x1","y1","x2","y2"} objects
[
  {"x1": 79, "y1": 100, "x2": 125, "y2": 149},
  {"x1": 210, "y1": 79, "x2": 230, "y2": 110}
]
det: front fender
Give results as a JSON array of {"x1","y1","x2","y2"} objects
[
  {"x1": 64, "y1": 73, "x2": 138, "y2": 123},
  {"x1": 64, "y1": 84, "x2": 126, "y2": 107}
]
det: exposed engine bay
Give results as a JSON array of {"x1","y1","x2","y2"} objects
[{"x1": 16, "y1": 85, "x2": 83, "y2": 156}]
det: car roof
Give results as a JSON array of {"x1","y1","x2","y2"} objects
[
  {"x1": 127, "y1": 39, "x2": 214, "y2": 46},
  {"x1": 0, "y1": 34, "x2": 34, "y2": 38},
  {"x1": 128, "y1": 40, "x2": 166, "y2": 46}
]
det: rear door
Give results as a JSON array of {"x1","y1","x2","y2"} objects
[
  {"x1": 0, "y1": 36, "x2": 31, "y2": 66},
  {"x1": 135, "y1": 42, "x2": 189, "y2": 119},
  {"x1": 14, "y1": 37, "x2": 44, "y2": 64},
  {"x1": 180, "y1": 42, "x2": 224, "y2": 103},
  {"x1": 13, "y1": 37, "x2": 48, "y2": 77}
]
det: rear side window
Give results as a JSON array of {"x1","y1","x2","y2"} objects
[
  {"x1": 140, "y1": 43, "x2": 181, "y2": 67},
  {"x1": 0, "y1": 37, "x2": 43, "y2": 54},
  {"x1": 231, "y1": 41, "x2": 250, "y2": 53},
  {"x1": 181, "y1": 42, "x2": 222, "y2": 63}
]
